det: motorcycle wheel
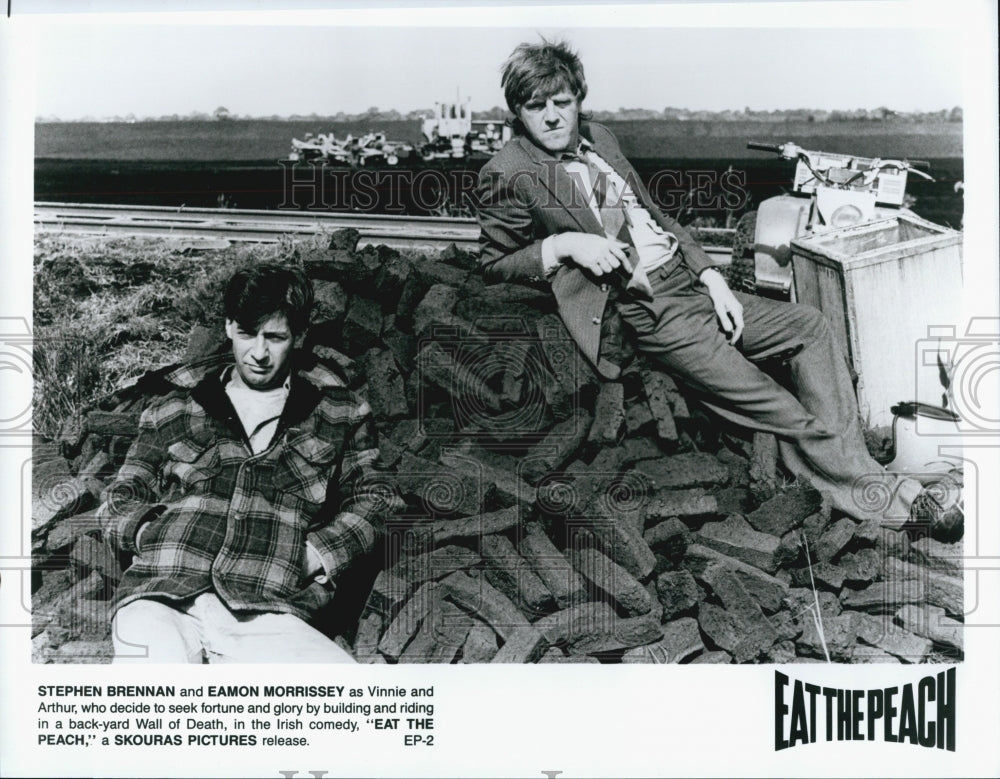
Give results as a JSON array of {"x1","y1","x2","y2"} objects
[{"x1": 722, "y1": 210, "x2": 758, "y2": 294}]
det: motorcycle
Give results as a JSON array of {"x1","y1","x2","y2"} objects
[
  {"x1": 728, "y1": 142, "x2": 964, "y2": 490},
  {"x1": 728, "y1": 141, "x2": 934, "y2": 298}
]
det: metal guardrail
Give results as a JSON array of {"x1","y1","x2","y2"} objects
[
  {"x1": 34, "y1": 202, "x2": 480, "y2": 253},
  {"x1": 34, "y1": 202, "x2": 734, "y2": 261}
]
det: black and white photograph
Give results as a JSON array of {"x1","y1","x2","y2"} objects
[{"x1": 2, "y1": 1, "x2": 998, "y2": 777}]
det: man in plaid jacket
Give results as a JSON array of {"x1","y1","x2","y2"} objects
[{"x1": 99, "y1": 264, "x2": 398, "y2": 663}]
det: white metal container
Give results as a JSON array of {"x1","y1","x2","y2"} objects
[{"x1": 790, "y1": 214, "x2": 963, "y2": 427}]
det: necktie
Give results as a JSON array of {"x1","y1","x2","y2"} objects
[{"x1": 575, "y1": 151, "x2": 654, "y2": 300}]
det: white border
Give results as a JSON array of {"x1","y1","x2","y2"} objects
[{"x1": 2, "y1": 3, "x2": 998, "y2": 777}]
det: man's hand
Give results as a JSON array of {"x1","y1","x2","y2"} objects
[
  {"x1": 305, "y1": 543, "x2": 326, "y2": 580},
  {"x1": 135, "y1": 521, "x2": 150, "y2": 552},
  {"x1": 700, "y1": 268, "x2": 744, "y2": 344},
  {"x1": 553, "y1": 232, "x2": 630, "y2": 276}
]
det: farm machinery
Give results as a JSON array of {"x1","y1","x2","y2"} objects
[
  {"x1": 289, "y1": 131, "x2": 414, "y2": 166},
  {"x1": 418, "y1": 98, "x2": 511, "y2": 161},
  {"x1": 287, "y1": 98, "x2": 511, "y2": 168}
]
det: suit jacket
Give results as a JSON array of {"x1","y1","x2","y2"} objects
[{"x1": 476, "y1": 121, "x2": 716, "y2": 378}]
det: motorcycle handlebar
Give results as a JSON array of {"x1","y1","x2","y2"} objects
[{"x1": 746, "y1": 141, "x2": 783, "y2": 153}]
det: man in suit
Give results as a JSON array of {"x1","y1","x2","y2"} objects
[{"x1": 476, "y1": 39, "x2": 935, "y2": 527}]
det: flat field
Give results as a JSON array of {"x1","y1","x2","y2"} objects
[{"x1": 34, "y1": 118, "x2": 963, "y2": 161}]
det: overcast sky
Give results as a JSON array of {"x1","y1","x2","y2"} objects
[{"x1": 31, "y1": 21, "x2": 964, "y2": 119}]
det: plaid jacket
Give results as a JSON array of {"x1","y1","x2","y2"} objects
[{"x1": 98, "y1": 354, "x2": 399, "y2": 622}]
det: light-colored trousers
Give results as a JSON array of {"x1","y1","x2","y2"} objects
[{"x1": 111, "y1": 592, "x2": 355, "y2": 663}]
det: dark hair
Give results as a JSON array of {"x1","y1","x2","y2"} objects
[
  {"x1": 501, "y1": 38, "x2": 588, "y2": 115},
  {"x1": 223, "y1": 263, "x2": 313, "y2": 335}
]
